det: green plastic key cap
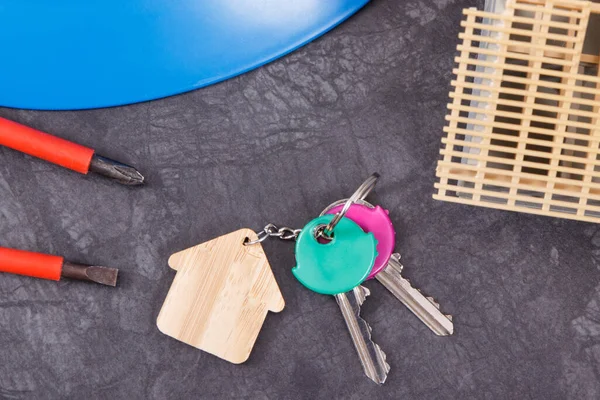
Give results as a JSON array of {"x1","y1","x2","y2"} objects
[{"x1": 292, "y1": 215, "x2": 378, "y2": 295}]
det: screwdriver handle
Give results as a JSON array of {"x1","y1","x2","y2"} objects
[
  {"x1": 0, "y1": 116, "x2": 95, "y2": 174},
  {"x1": 0, "y1": 247, "x2": 64, "y2": 281}
]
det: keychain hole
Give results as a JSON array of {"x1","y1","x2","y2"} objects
[
  {"x1": 314, "y1": 225, "x2": 334, "y2": 244},
  {"x1": 317, "y1": 235, "x2": 333, "y2": 244}
]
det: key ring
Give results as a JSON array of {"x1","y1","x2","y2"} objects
[
  {"x1": 319, "y1": 198, "x2": 374, "y2": 216},
  {"x1": 318, "y1": 173, "x2": 379, "y2": 239}
]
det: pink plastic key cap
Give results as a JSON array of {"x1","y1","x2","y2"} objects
[{"x1": 325, "y1": 203, "x2": 395, "y2": 279}]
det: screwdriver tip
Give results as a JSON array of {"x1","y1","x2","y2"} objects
[
  {"x1": 89, "y1": 154, "x2": 145, "y2": 186},
  {"x1": 62, "y1": 262, "x2": 119, "y2": 287},
  {"x1": 86, "y1": 266, "x2": 119, "y2": 287}
]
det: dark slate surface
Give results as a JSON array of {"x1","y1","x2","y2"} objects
[{"x1": 1, "y1": 0, "x2": 599, "y2": 399}]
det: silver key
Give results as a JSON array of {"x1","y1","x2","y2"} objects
[
  {"x1": 376, "y1": 253, "x2": 454, "y2": 336},
  {"x1": 334, "y1": 285, "x2": 390, "y2": 384}
]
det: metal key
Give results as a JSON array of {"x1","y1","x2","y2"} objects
[
  {"x1": 322, "y1": 200, "x2": 454, "y2": 336},
  {"x1": 293, "y1": 214, "x2": 389, "y2": 384},
  {"x1": 376, "y1": 253, "x2": 453, "y2": 336},
  {"x1": 335, "y1": 286, "x2": 390, "y2": 384}
]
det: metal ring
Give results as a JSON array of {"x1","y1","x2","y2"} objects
[
  {"x1": 264, "y1": 224, "x2": 279, "y2": 236},
  {"x1": 244, "y1": 230, "x2": 270, "y2": 246},
  {"x1": 321, "y1": 173, "x2": 380, "y2": 238},
  {"x1": 319, "y1": 198, "x2": 375, "y2": 216},
  {"x1": 313, "y1": 224, "x2": 336, "y2": 243},
  {"x1": 279, "y1": 228, "x2": 302, "y2": 240}
]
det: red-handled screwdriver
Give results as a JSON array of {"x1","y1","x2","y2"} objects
[
  {"x1": 0, "y1": 247, "x2": 119, "y2": 286},
  {"x1": 0, "y1": 116, "x2": 144, "y2": 185}
]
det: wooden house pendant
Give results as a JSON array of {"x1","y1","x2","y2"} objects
[{"x1": 157, "y1": 229, "x2": 285, "y2": 364}]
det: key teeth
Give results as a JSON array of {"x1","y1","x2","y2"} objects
[
  {"x1": 373, "y1": 344, "x2": 391, "y2": 384},
  {"x1": 387, "y1": 254, "x2": 404, "y2": 274},
  {"x1": 378, "y1": 265, "x2": 454, "y2": 336},
  {"x1": 362, "y1": 286, "x2": 371, "y2": 298},
  {"x1": 353, "y1": 285, "x2": 370, "y2": 306},
  {"x1": 427, "y1": 296, "x2": 440, "y2": 309},
  {"x1": 342, "y1": 289, "x2": 390, "y2": 385},
  {"x1": 361, "y1": 322, "x2": 390, "y2": 384}
]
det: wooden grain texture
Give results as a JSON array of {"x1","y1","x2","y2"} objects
[
  {"x1": 157, "y1": 229, "x2": 285, "y2": 364},
  {"x1": 435, "y1": 0, "x2": 600, "y2": 223}
]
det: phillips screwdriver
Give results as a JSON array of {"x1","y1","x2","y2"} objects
[{"x1": 0, "y1": 116, "x2": 144, "y2": 186}]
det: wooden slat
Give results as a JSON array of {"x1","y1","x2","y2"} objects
[
  {"x1": 457, "y1": 45, "x2": 577, "y2": 67},
  {"x1": 460, "y1": 20, "x2": 582, "y2": 43},
  {"x1": 436, "y1": 170, "x2": 600, "y2": 200},
  {"x1": 449, "y1": 91, "x2": 600, "y2": 120},
  {"x1": 438, "y1": 10, "x2": 479, "y2": 198},
  {"x1": 432, "y1": 195, "x2": 600, "y2": 223},
  {"x1": 443, "y1": 125, "x2": 598, "y2": 157},
  {"x1": 452, "y1": 69, "x2": 600, "y2": 95},
  {"x1": 437, "y1": 160, "x2": 600, "y2": 192},
  {"x1": 441, "y1": 138, "x2": 600, "y2": 171},
  {"x1": 541, "y1": 0, "x2": 589, "y2": 212},
  {"x1": 514, "y1": 0, "x2": 600, "y2": 13},
  {"x1": 453, "y1": 56, "x2": 600, "y2": 85},
  {"x1": 450, "y1": 80, "x2": 600, "y2": 108},
  {"x1": 434, "y1": 182, "x2": 600, "y2": 212},
  {"x1": 447, "y1": 103, "x2": 598, "y2": 131},
  {"x1": 443, "y1": 127, "x2": 600, "y2": 156},
  {"x1": 463, "y1": 8, "x2": 589, "y2": 29},
  {"x1": 505, "y1": 46, "x2": 599, "y2": 65},
  {"x1": 577, "y1": 57, "x2": 600, "y2": 214},
  {"x1": 458, "y1": 33, "x2": 579, "y2": 55}
]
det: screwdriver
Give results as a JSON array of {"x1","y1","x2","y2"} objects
[
  {"x1": 0, "y1": 116, "x2": 144, "y2": 186},
  {"x1": 0, "y1": 247, "x2": 119, "y2": 287}
]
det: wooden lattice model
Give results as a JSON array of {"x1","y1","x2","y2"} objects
[{"x1": 435, "y1": 0, "x2": 600, "y2": 222}]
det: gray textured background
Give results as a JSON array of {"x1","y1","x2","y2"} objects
[{"x1": 1, "y1": 0, "x2": 599, "y2": 399}]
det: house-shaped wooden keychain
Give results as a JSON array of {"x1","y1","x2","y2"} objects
[{"x1": 157, "y1": 228, "x2": 285, "y2": 364}]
